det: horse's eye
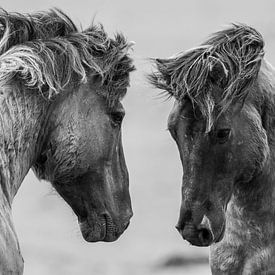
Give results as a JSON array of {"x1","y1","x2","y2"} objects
[
  {"x1": 216, "y1": 129, "x2": 231, "y2": 143},
  {"x1": 110, "y1": 111, "x2": 125, "y2": 127}
]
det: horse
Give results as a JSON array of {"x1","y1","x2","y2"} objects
[
  {"x1": 0, "y1": 9, "x2": 134, "y2": 274},
  {"x1": 149, "y1": 24, "x2": 275, "y2": 274}
]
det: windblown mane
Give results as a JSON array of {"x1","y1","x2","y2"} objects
[
  {"x1": 149, "y1": 24, "x2": 264, "y2": 131},
  {"x1": 0, "y1": 9, "x2": 135, "y2": 105}
]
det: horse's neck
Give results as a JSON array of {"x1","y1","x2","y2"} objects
[
  {"x1": 210, "y1": 163, "x2": 275, "y2": 274},
  {"x1": 210, "y1": 59, "x2": 275, "y2": 274},
  {"x1": 221, "y1": 59, "x2": 275, "y2": 260},
  {"x1": 0, "y1": 84, "x2": 49, "y2": 203},
  {"x1": 225, "y1": 59, "x2": 275, "y2": 242},
  {"x1": 0, "y1": 85, "x2": 49, "y2": 274}
]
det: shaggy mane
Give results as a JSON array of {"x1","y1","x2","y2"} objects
[
  {"x1": 149, "y1": 24, "x2": 264, "y2": 131},
  {"x1": 0, "y1": 9, "x2": 135, "y2": 105}
]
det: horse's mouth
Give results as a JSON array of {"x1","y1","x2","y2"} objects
[
  {"x1": 78, "y1": 215, "x2": 106, "y2": 242},
  {"x1": 177, "y1": 221, "x2": 226, "y2": 247},
  {"x1": 78, "y1": 213, "x2": 129, "y2": 242}
]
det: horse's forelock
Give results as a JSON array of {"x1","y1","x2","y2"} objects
[
  {"x1": 150, "y1": 23, "x2": 265, "y2": 130},
  {"x1": 0, "y1": 9, "x2": 78, "y2": 55},
  {"x1": 0, "y1": 9, "x2": 135, "y2": 104}
]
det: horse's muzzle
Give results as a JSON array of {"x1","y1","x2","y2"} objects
[
  {"x1": 78, "y1": 212, "x2": 131, "y2": 242},
  {"x1": 176, "y1": 216, "x2": 226, "y2": 247},
  {"x1": 176, "y1": 222, "x2": 214, "y2": 246}
]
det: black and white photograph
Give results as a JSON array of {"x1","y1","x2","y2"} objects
[{"x1": 0, "y1": 0, "x2": 275, "y2": 274}]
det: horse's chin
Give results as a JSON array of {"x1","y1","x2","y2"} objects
[{"x1": 79, "y1": 219, "x2": 106, "y2": 242}]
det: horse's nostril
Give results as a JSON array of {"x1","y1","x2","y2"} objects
[
  {"x1": 78, "y1": 211, "x2": 88, "y2": 223},
  {"x1": 198, "y1": 227, "x2": 213, "y2": 245}
]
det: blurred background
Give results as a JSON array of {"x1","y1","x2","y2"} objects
[{"x1": 1, "y1": 0, "x2": 275, "y2": 274}]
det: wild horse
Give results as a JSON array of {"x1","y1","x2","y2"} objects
[
  {"x1": 0, "y1": 9, "x2": 134, "y2": 274},
  {"x1": 150, "y1": 24, "x2": 275, "y2": 274}
]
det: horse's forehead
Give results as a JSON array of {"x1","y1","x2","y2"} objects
[{"x1": 173, "y1": 100, "x2": 237, "y2": 130}]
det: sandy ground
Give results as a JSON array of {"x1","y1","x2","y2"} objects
[{"x1": 3, "y1": 0, "x2": 275, "y2": 274}]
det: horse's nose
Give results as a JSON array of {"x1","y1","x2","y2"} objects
[{"x1": 176, "y1": 215, "x2": 214, "y2": 247}]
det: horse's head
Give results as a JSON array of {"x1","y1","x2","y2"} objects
[
  {"x1": 150, "y1": 24, "x2": 270, "y2": 246},
  {"x1": 168, "y1": 92, "x2": 269, "y2": 246},
  {"x1": 34, "y1": 78, "x2": 132, "y2": 242},
  {"x1": 23, "y1": 18, "x2": 135, "y2": 242}
]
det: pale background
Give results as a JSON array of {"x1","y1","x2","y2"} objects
[{"x1": 1, "y1": 0, "x2": 274, "y2": 274}]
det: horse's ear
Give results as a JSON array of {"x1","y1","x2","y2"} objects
[
  {"x1": 149, "y1": 58, "x2": 173, "y2": 92},
  {"x1": 155, "y1": 58, "x2": 172, "y2": 86},
  {"x1": 208, "y1": 60, "x2": 228, "y2": 88}
]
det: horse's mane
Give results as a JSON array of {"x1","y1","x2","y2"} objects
[
  {"x1": 149, "y1": 24, "x2": 264, "y2": 131},
  {"x1": 0, "y1": 9, "x2": 135, "y2": 104}
]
